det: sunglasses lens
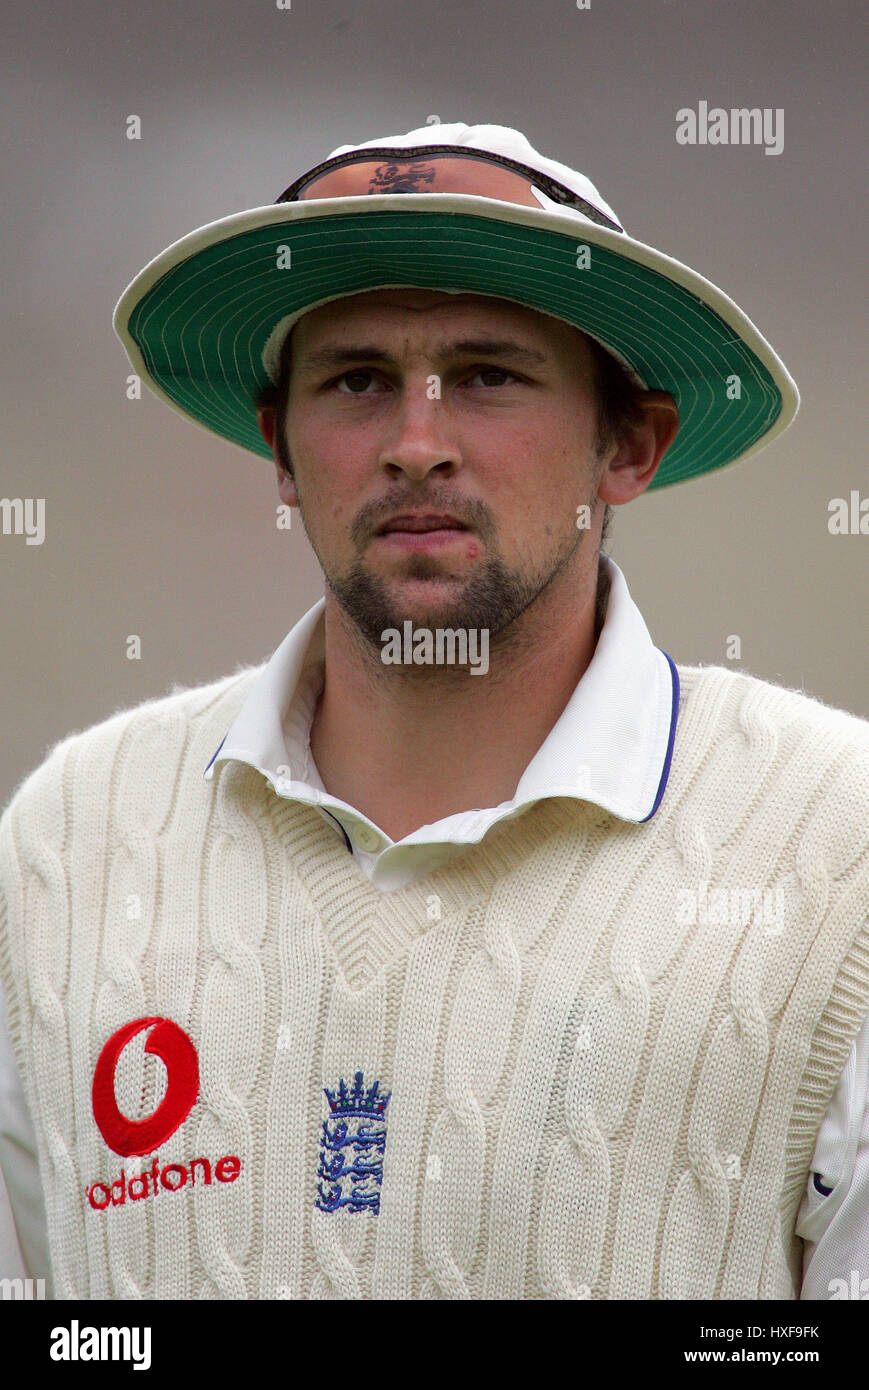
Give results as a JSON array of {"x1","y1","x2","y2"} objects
[
  {"x1": 275, "y1": 149, "x2": 623, "y2": 233},
  {"x1": 295, "y1": 155, "x2": 547, "y2": 210}
]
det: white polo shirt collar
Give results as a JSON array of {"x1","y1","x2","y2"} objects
[{"x1": 204, "y1": 557, "x2": 679, "y2": 886}]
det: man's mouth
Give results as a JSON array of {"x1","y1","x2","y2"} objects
[{"x1": 376, "y1": 513, "x2": 469, "y2": 535}]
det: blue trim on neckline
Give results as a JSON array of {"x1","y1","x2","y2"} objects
[
  {"x1": 640, "y1": 651, "x2": 679, "y2": 823},
  {"x1": 204, "y1": 734, "x2": 227, "y2": 775}
]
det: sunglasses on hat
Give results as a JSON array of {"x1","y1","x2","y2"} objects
[{"x1": 275, "y1": 146, "x2": 624, "y2": 234}]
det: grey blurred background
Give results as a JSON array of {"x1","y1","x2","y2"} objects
[{"x1": 1, "y1": 0, "x2": 866, "y2": 801}]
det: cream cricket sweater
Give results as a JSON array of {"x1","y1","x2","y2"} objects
[{"x1": 1, "y1": 661, "x2": 869, "y2": 1300}]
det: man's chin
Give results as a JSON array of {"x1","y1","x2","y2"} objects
[
  {"x1": 380, "y1": 576, "x2": 470, "y2": 619},
  {"x1": 326, "y1": 552, "x2": 538, "y2": 652}
]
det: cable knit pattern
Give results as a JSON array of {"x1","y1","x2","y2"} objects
[
  {"x1": 98, "y1": 710, "x2": 188, "y2": 1299},
  {"x1": 1, "y1": 662, "x2": 869, "y2": 1299}
]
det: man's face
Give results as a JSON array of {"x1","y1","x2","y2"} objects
[{"x1": 276, "y1": 288, "x2": 606, "y2": 650}]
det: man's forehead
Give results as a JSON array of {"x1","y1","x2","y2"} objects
[{"x1": 291, "y1": 287, "x2": 578, "y2": 350}]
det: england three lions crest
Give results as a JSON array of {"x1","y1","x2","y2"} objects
[{"x1": 315, "y1": 1071, "x2": 391, "y2": 1215}]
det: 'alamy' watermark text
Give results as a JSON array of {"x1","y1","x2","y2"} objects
[
  {"x1": 381, "y1": 623, "x2": 489, "y2": 675},
  {"x1": 1, "y1": 497, "x2": 44, "y2": 545},
  {"x1": 676, "y1": 102, "x2": 784, "y2": 156},
  {"x1": 677, "y1": 881, "x2": 784, "y2": 933}
]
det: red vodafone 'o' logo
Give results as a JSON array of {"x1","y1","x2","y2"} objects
[{"x1": 92, "y1": 1017, "x2": 199, "y2": 1157}]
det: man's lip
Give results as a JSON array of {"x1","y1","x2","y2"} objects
[{"x1": 376, "y1": 514, "x2": 469, "y2": 534}]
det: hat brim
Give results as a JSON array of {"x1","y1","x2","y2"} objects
[{"x1": 113, "y1": 193, "x2": 799, "y2": 490}]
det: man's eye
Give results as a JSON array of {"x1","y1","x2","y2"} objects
[
  {"x1": 334, "y1": 370, "x2": 385, "y2": 394},
  {"x1": 469, "y1": 367, "x2": 519, "y2": 387}
]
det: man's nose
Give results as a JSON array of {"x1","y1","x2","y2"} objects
[{"x1": 377, "y1": 382, "x2": 462, "y2": 482}]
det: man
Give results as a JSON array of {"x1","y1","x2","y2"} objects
[{"x1": 1, "y1": 122, "x2": 868, "y2": 1300}]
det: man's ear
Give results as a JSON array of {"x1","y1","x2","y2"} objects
[
  {"x1": 597, "y1": 392, "x2": 679, "y2": 505},
  {"x1": 256, "y1": 404, "x2": 299, "y2": 505},
  {"x1": 256, "y1": 403, "x2": 277, "y2": 453}
]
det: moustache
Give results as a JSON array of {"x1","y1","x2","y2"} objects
[{"x1": 351, "y1": 493, "x2": 494, "y2": 546}]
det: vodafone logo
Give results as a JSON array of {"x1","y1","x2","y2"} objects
[
  {"x1": 92, "y1": 1017, "x2": 199, "y2": 1157},
  {"x1": 87, "y1": 1017, "x2": 242, "y2": 1215}
]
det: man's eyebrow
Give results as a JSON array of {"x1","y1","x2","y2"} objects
[
  {"x1": 296, "y1": 339, "x2": 550, "y2": 372},
  {"x1": 445, "y1": 339, "x2": 549, "y2": 366}
]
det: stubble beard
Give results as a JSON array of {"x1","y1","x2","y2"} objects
[
  {"x1": 322, "y1": 529, "x2": 588, "y2": 665},
  {"x1": 291, "y1": 469, "x2": 598, "y2": 666}
]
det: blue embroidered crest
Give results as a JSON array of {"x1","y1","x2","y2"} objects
[{"x1": 315, "y1": 1071, "x2": 391, "y2": 1215}]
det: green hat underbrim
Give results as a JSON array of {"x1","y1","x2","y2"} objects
[{"x1": 114, "y1": 194, "x2": 799, "y2": 490}]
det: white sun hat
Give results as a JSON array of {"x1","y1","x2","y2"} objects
[{"x1": 114, "y1": 120, "x2": 798, "y2": 491}]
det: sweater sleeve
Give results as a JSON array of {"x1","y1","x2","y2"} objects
[{"x1": 0, "y1": 738, "x2": 75, "y2": 1296}]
